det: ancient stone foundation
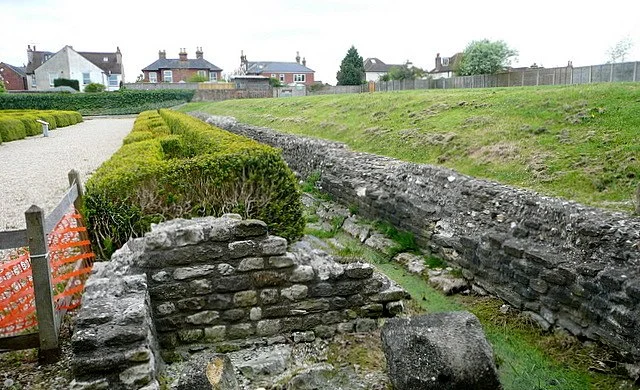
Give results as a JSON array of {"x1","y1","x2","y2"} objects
[
  {"x1": 72, "y1": 215, "x2": 407, "y2": 389},
  {"x1": 195, "y1": 113, "x2": 640, "y2": 361}
]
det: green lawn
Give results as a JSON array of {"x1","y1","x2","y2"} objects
[{"x1": 182, "y1": 83, "x2": 640, "y2": 212}]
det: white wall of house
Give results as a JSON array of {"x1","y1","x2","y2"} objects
[
  {"x1": 430, "y1": 70, "x2": 454, "y2": 79},
  {"x1": 365, "y1": 71, "x2": 388, "y2": 82},
  {"x1": 31, "y1": 46, "x2": 122, "y2": 91}
]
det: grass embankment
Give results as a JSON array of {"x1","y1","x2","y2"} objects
[{"x1": 183, "y1": 83, "x2": 640, "y2": 212}]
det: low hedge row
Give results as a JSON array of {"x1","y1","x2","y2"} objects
[
  {"x1": 84, "y1": 109, "x2": 304, "y2": 259},
  {"x1": 0, "y1": 90, "x2": 195, "y2": 115},
  {"x1": 0, "y1": 110, "x2": 82, "y2": 144}
]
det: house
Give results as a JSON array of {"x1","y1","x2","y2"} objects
[
  {"x1": 0, "y1": 62, "x2": 27, "y2": 90},
  {"x1": 429, "y1": 52, "x2": 462, "y2": 78},
  {"x1": 26, "y1": 45, "x2": 124, "y2": 91},
  {"x1": 363, "y1": 58, "x2": 403, "y2": 82},
  {"x1": 142, "y1": 48, "x2": 222, "y2": 83},
  {"x1": 240, "y1": 51, "x2": 315, "y2": 86}
]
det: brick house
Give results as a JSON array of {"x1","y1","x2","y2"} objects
[
  {"x1": 26, "y1": 45, "x2": 124, "y2": 91},
  {"x1": 429, "y1": 52, "x2": 463, "y2": 78},
  {"x1": 241, "y1": 51, "x2": 315, "y2": 86},
  {"x1": 0, "y1": 62, "x2": 27, "y2": 90},
  {"x1": 142, "y1": 48, "x2": 222, "y2": 83}
]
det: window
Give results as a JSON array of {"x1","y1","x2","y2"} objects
[
  {"x1": 442, "y1": 57, "x2": 450, "y2": 66},
  {"x1": 109, "y1": 74, "x2": 118, "y2": 87},
  {"x1": 209, "y1": 72, "x2": 217, "y2": 81},
  {"x1": 103, "y1": 57, "x2": 109, "y2": 62},
  {"x1": 163, "y1": 70, "x2": 173, "y2": 83},
  {"x1": 197, "y1": 70, "x2": 207, "y2": 78},
  {"x1": 279, "y1": 74, "x2": 285, "y2": 82},
  {"x1": 149, "y1": 72, "x2": 157, "y2": 83},
  {"x1": 270, "y1": 74, "x2": 276, "y2": 78},
  {"x1": 294, "y1": 74, "x2": 306, "y2": 83},
  {"x1": 83, "y1": 73, "x2": 91, "y2": 84},
  {"x1": 31, "y1": 75, "x2": 36, "y2": 87},
  {"x1": 48, "y1": 73, "x2": 56, "y2": 87}
]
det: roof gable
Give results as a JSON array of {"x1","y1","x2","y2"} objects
[
  {"x1": 142, "y1": 58, "x2": 222, "y2": 72},
  {"x1": 26, "y1": 51, "x2": 55, "y2": 74},
  {"x1": 1, "y1": 63, "x2": 26, "y2": 77}
]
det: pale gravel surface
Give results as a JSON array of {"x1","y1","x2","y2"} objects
[{"x1": 0, "y1": 117, "x2": 134, "y2": 231}]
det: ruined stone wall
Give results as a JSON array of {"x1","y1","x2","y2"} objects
[
  {"x1": 195, "y1": 113, "x2": 640, "y2": 360},
  {"x1": 72, "y1": 215, "x2": 407, "y2": 389}
]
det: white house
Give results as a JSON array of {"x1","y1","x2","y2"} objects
[
  {"x1": 26, "y1": 45, "x2": 124, "y2": 91},
  {"x1": 363, "y1": 58, "x2": 403, "y2": 82},
  {"x1": 429, "y1": 52, "x2": 463, "y2": 79}
]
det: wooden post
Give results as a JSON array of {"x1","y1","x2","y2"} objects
[
  {"x1": 25, "y1": 205, "x2": 60, "y2": 362},
  {"x1": 68, "y1": 169, "x2": 84, "y2": 212},
  {"x1": 633, "y1": 62, "x2": 637, "y2": 82}
]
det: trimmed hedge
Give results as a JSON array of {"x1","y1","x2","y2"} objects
[
  {"x1": 0, "y1": 90, "x2": 195, "y2": 115},
  {"x1": 0, "y1": 110, "x2": 83, "y2": 143},
  {"x1": 85, "y1": 110, "x2": 304, "y2": 259}
]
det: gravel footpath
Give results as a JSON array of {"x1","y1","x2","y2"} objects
[{"x1": 0, "y1": 117, "x2": 134, "y2": 231}]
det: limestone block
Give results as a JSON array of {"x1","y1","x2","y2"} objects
[
  {"x1": 237, "y1": 257, "x2": 265, "y2": 272},
  {"x1": 344, "y1": 262, "x2": 374, "y2": 279},
  {"x1": 229, "y1": 240, "x2": 257, "y2": 259},
  {"x1": 256, "y1": 319, "x2": 281, "y2": 336},
  {"x1": 260, "y1": 236, "x2": 288, "y2": 256},
  {"x1": 173, "y1": 265, "x2": 217, "y2": 280},
  {"x1": 381, "y1": 312, "x2": 501, "y2": 390},
  {"x1": 290, "y1": 265, "x2": 315, "y2": 282},
  {"x1": 234, "y1": 290, "x2": 258, "y2": 307},
  {"x1": 204, "y1": 325, "x2": 227, "y2": 342},
  {"x1": 186, "y1": 311, "x2": 220, "y2": 325},
  {"x1": 234, "y1": 219, "x2": 268, "y2": 238},
  {"x1": 281, "y1": 285, "x2": 309, "y2": 301},
  {"x1": 268, "y1": 253, "x2": 295, "y2": 268}
]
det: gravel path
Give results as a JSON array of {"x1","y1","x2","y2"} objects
[{"x1": 0, "y1": 117, "x2": 134, "y2": 231}]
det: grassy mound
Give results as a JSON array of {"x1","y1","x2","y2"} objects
[{"x1": 182, "y1": 83, "x2": 640, "y2": 212}]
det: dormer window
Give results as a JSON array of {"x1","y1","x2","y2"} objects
[
  {"x1": 103, "y1": 57, "x2": 108, "y2": 62},
  {"x1": 371, "y1": 59, "x2": 376, "y2": 64},
  {"x1": 442, "y1": 57, "x2": 450, "y2": 66}
]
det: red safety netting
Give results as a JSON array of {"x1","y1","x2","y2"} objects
[{"x1": 0, "y1": 209, "x2": 95, "y2": 337}]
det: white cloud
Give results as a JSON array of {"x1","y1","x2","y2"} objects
[{"x1": 1, "y1": 0, "x2": 639, "y2": 84}]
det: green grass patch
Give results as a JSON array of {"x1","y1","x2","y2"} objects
[{"x1": 183, "y1": 83, "x2": 640, "y2": 212}]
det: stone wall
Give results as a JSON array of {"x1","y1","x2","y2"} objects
[
  {"x1": 72, "y1": 214, "x2": 407, "y2": 389},
  {"x1": 194, "y1": 113, "x2": 640, "y2": 360}
]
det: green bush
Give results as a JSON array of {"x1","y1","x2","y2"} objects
[
  {"x1": 84, "y1": 83, "x2": 105, "y2": 93},
  {"x1": 16, "y1": 115, "x2": 41, "y2": 136},
  {"x1": 0, "y1": 90, "x2": 195, "y2": 115},
  {"x1": 188, "y1": 74, "x2": 208, "y2": 82},
  {"x1": 54, "y1": 78, "x2": 80, "y2": 91},
  {"x1": 0, "y1": 118, "x2": 27, "y2": 141},
  {"x1": 85, "y1": 110, "x2": 304, "y2": 259}
]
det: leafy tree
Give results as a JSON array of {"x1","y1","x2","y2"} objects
[
  {"x1": 269, "y1": 77, "x2": 283, "y2": 87},
  {"x1": 388, "y1": 61, "x2": 426, "y2": 81},
  {"x1": 0, "y1": 79, "x2": 5, "y2": 93},
  {"x1": 84, "y1": 83, "x2": 105, "y2": 93},
  {"x1": 188, "y1": 74, "x2": 208, "y2": 82},
  {"x1": 336, "y1": 46, "x2": 365, "y2": 85},
  {"x1": 607, "y1": 37, "x2": 634, "y2": 63},
  {"x1": 379, "y1": 74, "x2": 390, "y2": 82},
  {"x1": 456, "y1": 39, "x2": 518, "y2": 76}
]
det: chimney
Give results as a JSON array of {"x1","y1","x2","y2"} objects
[
  {"x1": 302, "y1": 57, "x2": 306, "y2": 67},
  {"x1": 116, "y1": 46, "x2": 122, "y2": 64},
  {"x1": 27, "y1": 45, "x2": 33, "y2": 64},
  {"x1": 159, "y1": 50, "x2": 166, "y2": 60},
  {"x1": 435, "y1": 53, "x2": 441, "y2": 69},
  {"x1": 296, "y1": 51, "x2": 300, "y2": 64},
  {"x1": 196, "y1": 47, "x2": 203, "y2": 59},
  {"x1": 179, "y1": 48, "x2": 187, "y2": 61},
  {"x1": 240, "y1": 50, "x2": 248, "y2": 72}
]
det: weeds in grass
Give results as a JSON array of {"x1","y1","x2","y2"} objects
[
  {"x1": 424, "y1": 255, "x2": 446, "y2": 269},
  {"x1": 374, "y1": 220, "x2": 419, "y2": 258}
]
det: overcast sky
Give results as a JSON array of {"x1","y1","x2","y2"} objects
[{"x1": 2, "y1": 0, "x2": 639, "y2": 85}]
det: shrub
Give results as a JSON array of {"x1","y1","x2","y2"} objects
[
  {"x1": 0, "y1": 109, "x2": 82, "y2": 143},
  {"x1": 188, "y1": 74, "x2": 208, "y2": 82},
  {"x1": 84, "y1": 83, "x2": 105, "y2": 93},
  {"x1": 0, "y1": 118, "x2": 27, "y2": 141},
  {"x1": 16, "y1": 115, "x2": 41, "y2": 136},
  {"x1": 269, "y1": 78, "x2": 283, "y2": 87},
  {"x1": 0, "y1": 90, "x2": 195, "y2": 115},
  {"x1": 85, "y1": 110, "x2": 304, "y2": 259},
  {"x1": 54, "y1": 78, "x2": 80, "y2": 91}
]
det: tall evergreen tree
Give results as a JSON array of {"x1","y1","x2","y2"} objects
[{"x1": 336, "y1": 46, "x2": 365, "y2": 85}]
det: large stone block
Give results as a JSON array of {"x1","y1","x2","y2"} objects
[{"x1": 381, "y1": 312, "x2": 501, "y2": 390}]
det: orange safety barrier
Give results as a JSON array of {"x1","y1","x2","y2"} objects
[{"x1": 0, "y1": 208, "x2": 95, "y2": 337}]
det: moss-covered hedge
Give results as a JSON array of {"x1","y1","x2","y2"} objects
[
  {"x1": 0, "y1": 110, "x2": 83, "y2": 143},
  {"x1": 84, "y1": 109, "x2": 304, "y2": 259},
  {"x1": 0, "y1": 90, "x2": 195, "y2": 115}
]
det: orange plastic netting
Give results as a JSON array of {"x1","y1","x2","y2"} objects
[{"x1": 0, "y1": 210, "x2": 95, "y2": 337}]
